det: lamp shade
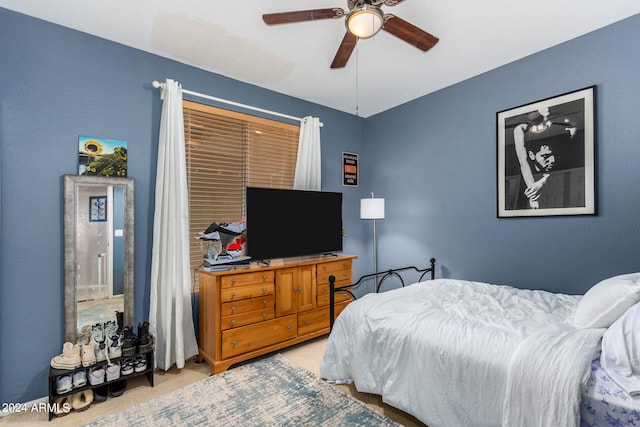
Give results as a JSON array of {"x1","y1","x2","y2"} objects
[
  {"x1": 361, "y1": 198, "x2": 385, "y2": 219},
  {"x1": 346, "y1": 5, "x2": 385, "y2": 39}
]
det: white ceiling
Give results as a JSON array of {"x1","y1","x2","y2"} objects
[{"x1": 2, "y1": 1, "x2": 639, "y2": 117}]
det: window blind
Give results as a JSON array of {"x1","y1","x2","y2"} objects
[{"x1": 183, "y1": 100, "x2": 300, "y2": 289}]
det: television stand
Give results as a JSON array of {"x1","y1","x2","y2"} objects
[{"x1": 197, "y1": 254, "x2": 356, "y2": 373}]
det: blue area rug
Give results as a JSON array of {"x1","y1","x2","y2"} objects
[{"x1": 81, "y1": 354, "x2": 400, "y2": 426}]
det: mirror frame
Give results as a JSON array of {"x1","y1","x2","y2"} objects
[{"x1": 64, "y1": 174, "x2": 135, "y2": 343}]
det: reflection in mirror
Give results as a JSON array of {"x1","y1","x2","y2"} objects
[{"x1": 64, "y1": 175, "x2": 134, "y2": 343}]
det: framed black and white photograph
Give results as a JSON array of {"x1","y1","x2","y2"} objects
[
  {"x1": 89, "y1": 196, "x2": 107, "y2": 222},
  {"x1": 497, "y1": 86, "x2": 596, "y2": 218}
]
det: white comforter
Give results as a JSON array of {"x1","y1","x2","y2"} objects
[{"x1": 320, "y1": 279, "x2": 605, "y2": 427}]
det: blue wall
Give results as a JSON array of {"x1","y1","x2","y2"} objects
[
  {"x1": 1, "y1": 6, "x2": 638, "y2": 405},
  {"x1": 0, "y1": 8, "x2": 365, "y2": 405},
  {"x1": 366, "y1": 14, "x2": 640, "y2": 294}
]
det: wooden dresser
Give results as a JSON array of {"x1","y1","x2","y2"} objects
[{"x1": 198, "y1": 254, "x2": 356, "y2": 373}]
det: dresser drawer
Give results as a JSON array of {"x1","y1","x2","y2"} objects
[
  {"x1": 221, "y1": 308, "x2": 275, "y2": 330},
  {"x1": 317, "y1": 260, "x2": 352, "y2": 285},
  {"x1": 317, "y1": 291, "x2": 352, "y2": 307},
  {"x1": 317, "y1": 281, "x2": 352, "y2": 298},
  {"x1": 221, "y1": 271, "x2": 274, "y2": 289},
  {"x1": 220, "y1": 295, "x2": 275, "y2": 316},
  {"x1": 221, "y1": 315, "x2": 297, "y2": 359},
  {"x1": 221, "y1": 283, "x2": 274, "y2": 302},
  {"x1": 298, "y1": 307, "x2": 329, "y2": 335}
]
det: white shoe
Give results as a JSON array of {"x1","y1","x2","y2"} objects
[
  {"x1": 51, "y1": 342, "x2": 82, "y2": 370},
  {"x1": 108, "y1": 335, "x2": 122, "y2": 359},
  {"x1": 134, "y1": 354, "x2": 147, "y2": 373},
  {"x1": 81, "y1": 342, "x2": 96, "y2": 367},
  {"x1": 72, "y1": 370, "x2": 87, "y2": 388},
  {"x1": 121, "y1": 357, "x2": 134, "y2": 376},
  {"x1": 106, "y1": 361, "x2": 121, "y2": 382},
  {"x1": 95, "y1": 340, "x2": 107, "y2": 362},
  {"x1": 88, "y1": 366, "x2": 105, "y2": 386},
  {"x1": 55, "y1": 374, "x2": 73, "y2": 394}
]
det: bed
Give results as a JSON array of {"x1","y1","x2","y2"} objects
[{"x1": 320, "y1": 259, "x2": 640, "y2": 427}]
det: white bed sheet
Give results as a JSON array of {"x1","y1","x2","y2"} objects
[{"x1": 320, "y1": 278, "x2": 605, "y2": 427}]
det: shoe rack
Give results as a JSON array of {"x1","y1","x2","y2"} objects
[{"x1": 47, "y1": 349, "x2": 154, "y2": 421}]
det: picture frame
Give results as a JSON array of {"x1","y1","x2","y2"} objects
[
  {"x1": 497, "y1": 86, "x2": 596, "y2": 218},
  {"x1": 78, "y1": 135, "x2": 128, "y2": 177},
  {"x1": 89, "y1": 196, "x2": 107, "y2": 222},
  {"x1": 342, "y1": 152, "x2": 359, "y2": 187}
]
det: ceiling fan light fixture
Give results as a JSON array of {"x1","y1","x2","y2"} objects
[{"x1": 346, "y1": 5, "x2": 385, "y2": 39}]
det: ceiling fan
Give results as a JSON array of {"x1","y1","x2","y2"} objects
[{"x1": 262, "y1": 0, "x2": 439, "y2": 69}]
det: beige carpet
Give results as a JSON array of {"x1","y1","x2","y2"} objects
[{"x1": 1, "y1": 336, "x2": 425, "y2": 426}]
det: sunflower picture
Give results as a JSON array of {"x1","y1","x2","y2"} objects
[{"x1": 78, "y1": 135, "x2": 128, "y2": 177}]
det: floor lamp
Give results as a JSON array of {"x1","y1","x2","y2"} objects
[{"x1": 360, "y1": 193, "x2": 385, "y2": 288}]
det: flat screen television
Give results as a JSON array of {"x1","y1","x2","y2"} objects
[{"x1": 246, "y1": 187, "x2": 343, "y2": 261}]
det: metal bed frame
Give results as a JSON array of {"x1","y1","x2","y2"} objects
[{"x1": 328, "y1": 258, "x2": 436, "y2": 330}]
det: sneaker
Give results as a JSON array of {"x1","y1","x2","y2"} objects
[
  {"x1": 72, "y1": 369, "x2": 87, "y2": 388},
  {"x1": 88, "y1": 366, "x2": 105, "y2": 386},
  {"x1": 91, "y1": 323, "x2": 104, "y2": 345},
  {"x1": 121, "y1": 357, "x2": 134, "y2": 376},
  {"x1": 81, "y1": 342, "x2": 96, "y2": 367},
  {"x1": 71, "y1": 389, "x2": 93, "y2": 412},
  {"x1": 121, "y1": 326, "x2": 137, "y2": 357},
  {"x1": 134, "y1": 354, "x2": 147, "y2": 373},
  {"x1": 137, "y1": 321, "x2": 153, "y2": 353},
  {"x1": 108, "y1": 334, "x2": 122, "y2": 359},
  {"x1": 55, "y1": 374, "x2": 73, "y2": 394},
  {"x1": 106, "y1": 361, "x2": 121, "y2": 382},
  {"x1": 104, "y1": 320, "x2": 117, "y2": 338},
  {"x1": 95, "y1": 340, "x2": 107, "y2": 362},
  {"x1": 77, "y1": 325, "x2": 92, "y2": 345},
  {"x1": 51, "y1": 342, "x2": 82, "y2": 370}
]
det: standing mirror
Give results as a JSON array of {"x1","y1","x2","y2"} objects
[{"x1": 64, "y1": 174, "x2": 134, "y2": 343}]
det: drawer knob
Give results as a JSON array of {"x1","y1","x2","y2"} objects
[
  {"x1": 263, "y1": 275, "x2": 267, "y2": 280},
  {"x1": 305, "y1": 321, "x2": 310, "y2": 326},
  {"x1": 263, "y1": 300, "x2": 268, "y2": 306},
  {"x1": 262, "y1": 287, "x2": 267, "y2": 294},
  {"x1": 231, "y1": 279, "x2": 236, "y2": 284},
  {"x1": 232, "y1": 340, "x2": 237, "y2": 346},
  {"x1": 287, "y1": 325, "x2": 292, "y2": 330},
  {"x1": 231, "y1": 306, "x2": 237, "y2": 312},
  {"x1": 262, "y1": 313, "x2": 267, "y2": 319},
  {"x1": 231, "y1": 320, "x2": 236, "y2": 325},
  {"x1": 231, "y1": 292, "x2": 236, "y2": 298}
]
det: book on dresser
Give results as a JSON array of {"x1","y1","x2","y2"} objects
[{"x1": 197, "y1": 254, "x2": 356, "y2": 373}]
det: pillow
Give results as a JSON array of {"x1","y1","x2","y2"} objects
[
  {"x1": 573, "y1": 273, "x2": 640, "y2": 329},
  {"x1": 600, "y1": 302, "x2": 640, "y2": 395}
]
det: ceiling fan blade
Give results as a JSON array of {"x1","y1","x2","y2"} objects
[
  {"x1": 383, "y1": 14, "x2": 439, "y2": 51},
  {"x1": 263, "y1": 8, "x2": 344, "y2": 25},
  {"x1": 330, "y1": 32, "x2": 358, "y2": 69},
  {"x1": 383, "y1": 0, "x2": 408, "y2": 6}
]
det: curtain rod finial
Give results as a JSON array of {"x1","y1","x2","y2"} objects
[{"x1": 152, "y1": 80, "x2": 161, "y2": 89}]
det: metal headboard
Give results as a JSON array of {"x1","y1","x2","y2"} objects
[{"x1": 328, "y1": 257, "x2": 436, "y2": 330}]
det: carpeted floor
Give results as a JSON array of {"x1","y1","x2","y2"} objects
[
  {"x1": 1, "y1": 336, "x2": 425, "y2": 426},
  {"x1": 79, "y1": 354, "x2": 400, "y2": 426}
]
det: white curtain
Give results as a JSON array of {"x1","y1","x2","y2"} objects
[
  {"x1": 149, "y1": 78, "x2": 198, "y2": 370},
  {"x1": 293, "y1": 116, "x2": 322, "y2": 190}
]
